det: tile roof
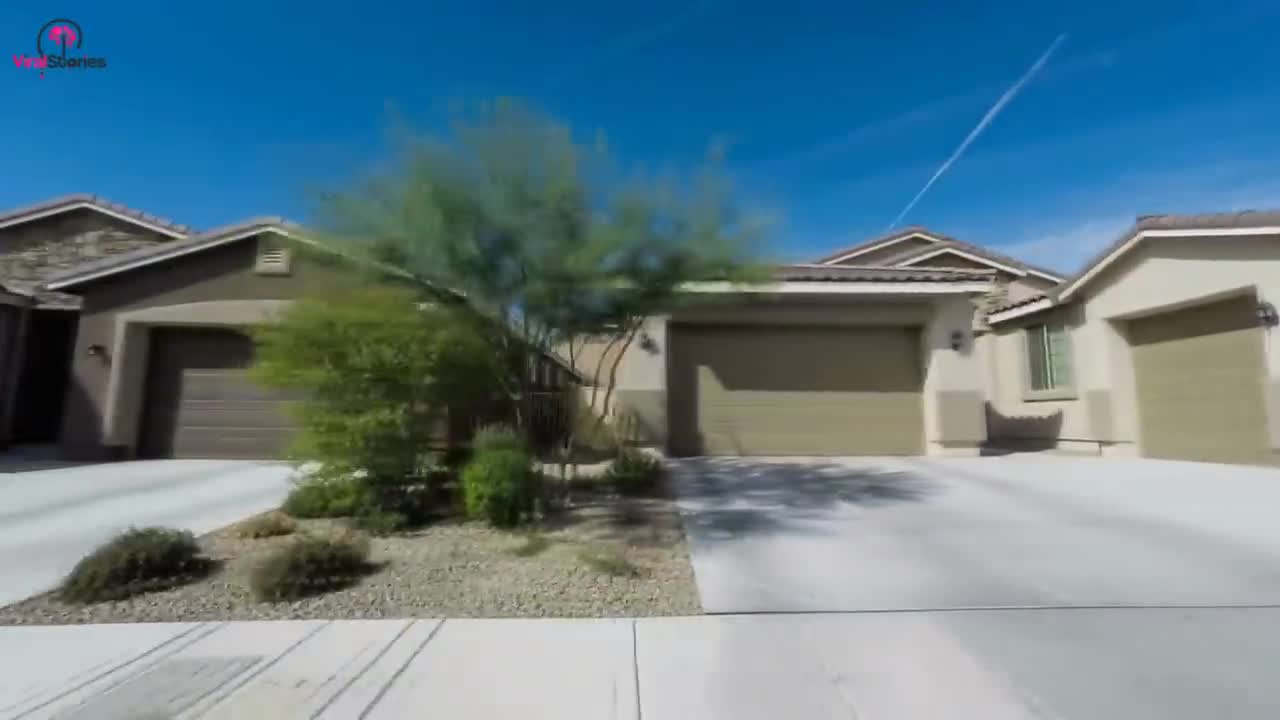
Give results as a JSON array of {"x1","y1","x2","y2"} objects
[
  {"x1": 1058, "y1": 209, "x2": 1280, "y2": 295},
  {"x1": 774, "y1": 263, "x2": 994, "y2": 282},
  {"x1": 988, "y1": 209, "x2": 1280, "y2": 321},
  {"x1": 876, "y1": 239, "x2": 1065, "y2": 281},
  {"x1": 0, "y1": 194, "x2": 193, "y2": 236},
  {"x1": 43, "y1": 217, "x2": 299, "y2": 290},
  {"x1": 811, "y1": 226, "x2": 932, "y2": 264},
  {"x1": 813, "y1": 226, "x2": 1064, "y2": 281},
  {"x1": 988, "y1": 292, "x2": 1051, "y2": 314}
]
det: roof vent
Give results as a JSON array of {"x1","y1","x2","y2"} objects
[{"x1": 255, "y1": 247, "x2": 292, "y2": 275}]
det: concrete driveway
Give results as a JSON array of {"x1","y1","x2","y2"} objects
[
  {"x1": 671, "y1": 455, "x2": 1280, "y2": 612},
  {"x1": 667, "y1": 455, "x2": 1280, "y2": 718},
  {"x1": 0, "y1": 460, "x2": 294, "y2": 606}
]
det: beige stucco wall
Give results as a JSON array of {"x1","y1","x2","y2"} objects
[
  {"x1": 984, "y1": 234, "x2": 1280, "y2": 455},
  {"x1": 1006, "y1": 275, "x2": 1057, "y2": 302},
  {"x1": 608, "y1": 293, "x2": 987, "y2": 455},
  {"x1": 61, "y1": 234, "x2": 368, "y2": 459}
]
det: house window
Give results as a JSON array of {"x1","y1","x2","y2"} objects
[{"x1": 1026, "y1": 322, "x2": 1073, "y2": 391}]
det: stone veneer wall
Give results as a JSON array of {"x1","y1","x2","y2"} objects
[{"x1": 0, "y1": 209, "x2": 177, "y2": 308}]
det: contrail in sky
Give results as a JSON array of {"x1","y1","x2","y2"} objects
[
  {"x1": 885, "y1": 33, "x2": 1068, "y2": 231},
  {"x1": 546, "y1": 1, "x2": 720, "y2": 87}
]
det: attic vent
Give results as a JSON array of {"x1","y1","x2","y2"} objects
[{"x1": 254, "y1": 247, "x2": 292, "y2": 275}]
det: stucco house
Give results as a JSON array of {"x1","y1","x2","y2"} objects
[
  {"x1": 2, "y1": 194, "x2": 1277, "y2": 466},
  {"x1": 0, "y1": 197, "x2": 566, "y2": 461},
  {"x1": 0, "y1": 196, "x2": 190, "y2": 450},
  {"x1": 979, "y1": 211, "x2": 1280, "y2": 465}
]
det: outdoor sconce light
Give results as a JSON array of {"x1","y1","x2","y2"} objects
[
  {"x1": 1257, "y1": 301, "x2": 1279, "y2": 328},
  {"x1": 950, "y1": 330, "x2": 965, "y2": 351},
  {"x1": 638, "y1": 331, "x2": 659, "y2": 354}
]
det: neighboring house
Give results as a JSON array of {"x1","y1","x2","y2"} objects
[
  {"x1": 0, "y1": 196, "x2": 190, "y2": 449},
  {"x1": 28, "y1": 207, "x2": 572, "y2": 462},
  {"x1": 981, "y1": 211, "x2": 1280, "y2": 466},
  {"x1": 39, "y1": 218, "x2": 382, "y2": 460}
]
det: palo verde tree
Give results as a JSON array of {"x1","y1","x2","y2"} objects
[{"x1": 313, "y1": 99, "x2": 767, "y2": 454}]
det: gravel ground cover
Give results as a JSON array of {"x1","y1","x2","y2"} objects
[{"x1": 0, "y1": 491, "x2": 701, "y2": 625}]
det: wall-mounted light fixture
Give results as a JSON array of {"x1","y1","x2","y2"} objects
[
  {"x1": 86, "y1": 343, "x2": 105, "y2": 356},
  {"x1": 1256, "y1": 301, "x2": 1279, "y2": 327},
  {"x1": 950, "y1": 330, "x2": 966, "y2": 351},
  {"x1": 638, "y1": 331, "x2": 659, "y2": 354}
]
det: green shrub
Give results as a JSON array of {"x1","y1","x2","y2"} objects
[
  {"x1": 283, "y1": 477, "x2": 369, "y2": 518},
  {"x1": 606, "y1": 449, "x2": 664, "y2": 496},
  {"x1": 472, "y1": 423, "x2": 525, "y2": 453},
  {"x1": 233, "y1": 511, "x2": 297, "y2": 539},
  {"x1": 249, "y1": 532, "x2": 372, "y2": 601},
  {"x1": 60, "y1": 527, "x2": 210, "y2": 603},
  {"x1": 352, "y1": 510, "x2": 410, "y2": 536},
  {"x1": 461, "y1": 448, "x2": 536, "y2": 527},
  {"x1": 250, "y1": 285, "x2": 495, "y2": 484}
]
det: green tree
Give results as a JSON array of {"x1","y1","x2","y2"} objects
[
  {"x1": 313, "y1": 99, "x2": 767, "y2": 451},
  {"x1": 251, "y1": 284, "x2": 492, "y2": 484}
]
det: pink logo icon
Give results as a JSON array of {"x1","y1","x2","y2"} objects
[{"x1": 48, "y1": 25, "x2": 77, "y2": 48}]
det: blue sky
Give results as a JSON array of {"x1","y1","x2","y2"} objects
[{"x1": 3, "y1": 0, "x2": 1279, "y2": 272}]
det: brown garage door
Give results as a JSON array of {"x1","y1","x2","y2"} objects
[
  {"x1": 138, "y1": 327, "x2": 300, "y2": 459},
  {"x1": 1129, "y1": 295, "x2": 1269, "y2": 465},
  {"x1": 668, "y1": 325, "x2": 924, "y2": 456}
]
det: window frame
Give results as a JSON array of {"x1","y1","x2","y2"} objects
[{"x1": 1022, "y1": 320, "x2": 1077, "y2": 401}]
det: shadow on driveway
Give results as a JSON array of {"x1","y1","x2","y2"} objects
[{"x1": 669, "y1": 457, "x2": 943, "y2": 541}]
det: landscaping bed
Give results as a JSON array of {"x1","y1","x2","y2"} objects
[{"x1": 0, "y1": 490, "x2": 700, "y2": 625}]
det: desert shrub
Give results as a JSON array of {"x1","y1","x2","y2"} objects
[
  {"x1": 461, "y1": 448, "x2": 537, "y2": 527},
  {"x1": 577, "y1": 545, "x2": 638, "y2": 577},
  {"x1": 472, "y1": 423, "x2": 525, "y2": 453},
  {"x1": 233, "y1": 511, "x2": 297, "y2": 539},
  {"x1": 60, "y1": 527, "x2": 210, "y2": 603},
  {"x1": 352, "y1": 510, "x2": 410, "y2": 536},
  {"x1": 249, "y1": 533, "x2": 372, "y2": 601},
  {"x1": 283, "y1": 477, "x2": 370, "y2": 518},
  {"x1": 251, "y1": 285, "x2": 495, "y2": 483},
  {"x1": 606, "y1": 449, "x2": 664, "y2": 496}
]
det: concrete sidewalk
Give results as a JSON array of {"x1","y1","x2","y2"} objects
[{"x1": 5, "y1": 610, "x2": 1280, "y2": 719}]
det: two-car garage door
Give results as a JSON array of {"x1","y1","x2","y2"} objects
[
  {"x1": 668, "y1": 325, "x2": 924, "y2": 456},
  {"x1": 138, "y1": 328, "x2": 300, "y2": 459}
]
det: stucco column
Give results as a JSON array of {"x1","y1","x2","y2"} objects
[
  {"x1": 922, "y1": 295, "x2": 986, "y2": 455},
  {"x1": 611, "y1": 315, "x2": 669, "y2": 447},
  {"x1": 1260, "y1": 300, "x2": 1280, "y2": 453}
]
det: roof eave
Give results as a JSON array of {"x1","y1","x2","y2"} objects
[
  {"x1": 986, "y1": 297, "x2": 1058, "y2": 324},
  {"x1": 0, "y1": 196, "x2": 191, "y2": 239},
  {"x1": 680, "y1": 280, "x2": 993, "y2": 295},
  {"x1": 1057, "y1": 224, "x2": 1280, "y2": 302},
  {"x1": 43, "y1": 221, "x2": 301, "y2": 291},
  {"x1": 814, "y1": 228, "x2": 947, "y2": 265}
]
